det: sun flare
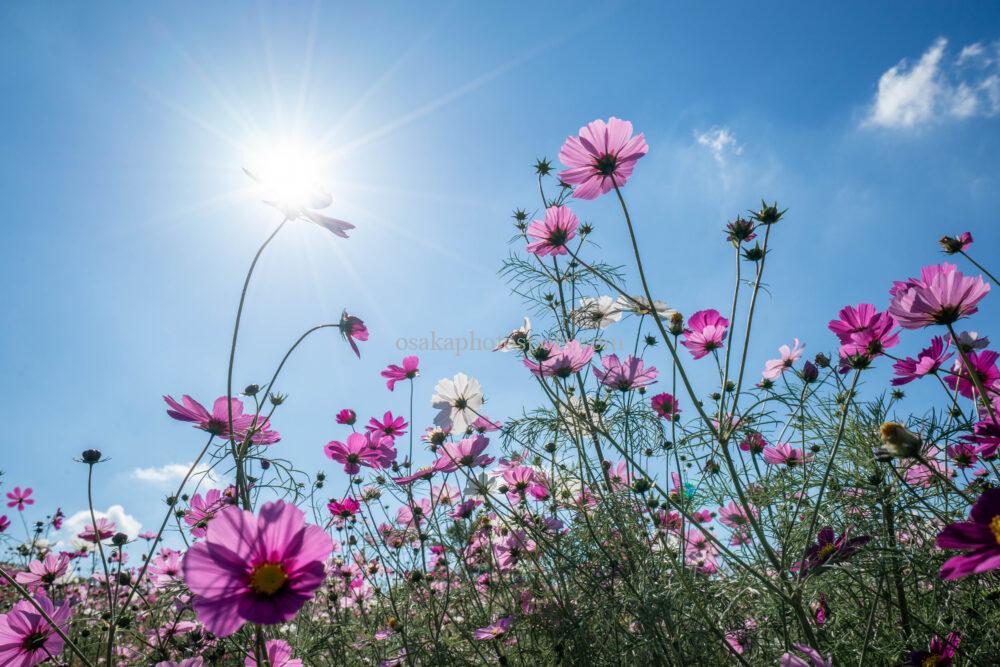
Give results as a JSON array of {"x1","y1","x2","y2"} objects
[{"x1": 245, "y1": 140, "x2": 325, "y2": 210}]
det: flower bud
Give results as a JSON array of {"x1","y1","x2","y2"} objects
[
  {"x1": 801, "y1": 361, "x2": 818, "y2": 383},
  {"x1": 111, "y1": 533, "x2": 128, "y2": 547},
  {"x1": 81, "y1": 449, "x2": 103, "y2": 464},
  {"x1": 243, "y1": 384, "x2": 260, "y2": 396}
]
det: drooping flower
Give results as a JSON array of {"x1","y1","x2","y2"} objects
[
  {"x1": 762, "y1": 339, "x2": 805, "y2": 380},
  {"x1": 0, "y1": 593, "x2": 72, "y2": 666},
  {"x1": 51, "y1": 508, "x2": 63, "y2": 530},
  {"x1": 762, "y1": 443, "x2": 813, "y2": 467},
  {"x1": 245, "y1": 639, "x2": 303, "y2": 667},
  {"x1": 905, "y1": 632, "x2": 960, "y2": 667},
  {"x1": 523, "y1": 340, "x2": 594, "y2": 379},
  {"x1": 794, "y1": 526, "x2": 871, "y2": 576},
  {"x1": 525, "y1": 206, "x2": 579, "y2": 256},
  {"x1": 5, "y1": 486, "x2": 33, "y2": 512},
  {"x1": 558, "y1": 117, "x2": 648, "y2": 200},
  {"x1": 939, "y1": 231, "x2": 973, "y2": 254},
  {"x1": 572, "y1": 296, "x2": 622, "y2": 329},
  {"x1": 944, "y1": 349, "x2": 1000, "y2": 400},
  {"x1": 381, "y1": 356, "x2": 419, "y2": 391},
  {"x1": 779, "y1": 643, "x2": 832, "y2": 667},
  {"x1": 888, "y1": 262, "x2": 990, "y2": 329},
  {"x1": 891, "y1": 336, "x2": 953, "y2": 385},
  {"x1": 650, "y1": 393, "x2": 680, "y2": 421},
  {"x1": 243, "y1": 167, "x2": 354, "y2": 238},
  {"x1": 15, "y1": 554, "x2": 70, "y2": 590},
  {"x1": 338, "y1": 311, "x2": 368, "y2": 358},
  {"x1": 681, "y1": 309, "x2": 729, "y2": 360},
  {"x1": 335, "y1": 408, "x2": 357, "y2": 426},
  {"x1": 431, "y1": 373, "x2": 484, "y2": 435},
  {"x1": 936, "y1": 488, "x2": 1000, "y2": 580},
  {"x1": 182, "y1": 501, "x2": 333, "y2": 636},
  {"x1": 594, "y1": 354, "x2": 658, "y2": 391},
  {"x1": 494, "y1": 317, "x2": 531, "y2": 352},
  {"x1": 365, "y1": 411, "x2": 408, "y2": 439}
]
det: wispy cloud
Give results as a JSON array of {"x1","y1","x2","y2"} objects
[
  {"x1": 865, "y1": 37, "x2": 1000, "y2": 129},
  {"x1": 695, "y1": 127, "x2": 743, "y2": 165},
  {"x1": 131, "y1": 462, "x2": 226, "y2": 490}
]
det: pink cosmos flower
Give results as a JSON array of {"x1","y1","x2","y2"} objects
[
  {"x1": 148, "y1": 548, "x2": 183, "y2": 588},
  {"x1": 51, "y1": 508, "x2": 63, "y2": 530},
  {"x1": 450, "y1": 498, "x2": 482, "y2": 520},
  {"x1": 762, "y1": 443, "x2": 813, "y2": 466},
  {"x1": 79, "y1": 517, "x2": 116, "y2": 543},
  {"x1": 907, "y1": 632, "x2": 960, "y2": 666},
  {"x1": 325, "y1": 432, "x2": 396, "y2": 475},
  {"x1": 0, "y1": 593, "x2": 72, "y2": 666},
  {"x1": 436, "y1": 435, "x2": 493, "y2": 471},
  {"x1": 525, "y1": 206, "x2": 579, "y2": 256},
  {"x1": 523, "y1": 340, "x2": 594, "y2": 378},
  {"x1": 558, "y1": 117, "x2": 648, "y2": 200},
  {"x1": 245, "y1": 639, "x2": 303, "y2": 667},
  {"x1": 335, "y1": 408, "x2": 356, "y2": 425},
  {"x1": 339, "y1": 311, "x2": 368, "y2": 358},
  {"x1": 717, "y1": 501, "x2": 758, "y2": 531},
  {"x1": 827, "y1": 303, "x2": 899, "y2": 365},
  {"x1": 185, "y1": 487, "x2": 239, "y2": 538},
  {"x1": 891, "y1": 336, "x2": 953, "y2": 385},
  {"x1": 502, "y1": 466, "x2": 537, "y2": 500},
  {"x1": 473, "y1": 615, "x2": 513, "y2": 640},
  {"x1": 740, "y1": 432, "x2": 767, "y2": 455},
  {"x1": 182, "y1": 501, "x2": 333, "y2": 636},
  {"x1": 327, "y1": 497, "x2": 360, "y2": 519},
  {"x1": 936, "y1": 488, "x2": 1000, "y2": 580},
  {"x1": 650, "y1": 392, "x2": 680, "y2": 421},
  {"x1": 681, "y1": 309, "x2": 729, "y2": 360},
  {"x1": 5, "y1": 486, "x2": 33, "y2": 511},
  {"x1": 365, "y1": 411, "x2": 408, "y2": 439},
  {"x1": 762, "y1": 339, "x2": 804, "y2": 380},
  {"x1": 888, "y1": 262, "x2": 990, "y2": 329},
  {"x1": 471, "y1": 415, "x2": 503, "y2": 433},
  {"x1": 0, "y1": 516, "x2": 8, "y2": 533},
  {"x1": 779, "y1": 644, "x2": 832, "y2": 667},
  {"x1": 164, "y1": 395, "x2": 279, "y2": 443},
  {"x1": 946, "y1": 443, "x2": 978, "y2": 469},
  {"x1": 15, "y1": 554, "x2": 70, "y2": 590},
  {"x1": 940, "y1": 231, "x2": 973, "y2": 254},
  {"x1": 381, "y1": 356, "x2": 419, "y2": 391},
  {"x1": 944, "y1": 349, "x2": 999, "y2": 400},
  {"x1": 594, "y1": 354, "x2": 658, "y2": 391}
]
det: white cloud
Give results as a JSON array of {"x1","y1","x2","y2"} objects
[
  {"x1": 131, "y1": 462, "x2": 226, "y2": 490},
  {"x1": 865, "y1": 37, "x2": 1000, "y2": 129},
  {"x1": 62, "y1": 505, "x2": 142, "y2": 542},
  {"x1": 695, "y1": 127, "x2": 743, "y2": 164}
]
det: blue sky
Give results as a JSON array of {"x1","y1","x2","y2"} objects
[{"x1": 2, "y1": 2, "x2": 999, "y2": 547}]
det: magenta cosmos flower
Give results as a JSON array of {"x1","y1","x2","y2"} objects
[
  {"x1": 936, "y1": 488, "x2": 1000, "y2": 580},
  {"x1": 5, "y1": 487, "x2": 33, "y2": 512},
  {"x1": 365, "y1": 411, "x2": 408, "y2": 439},
  {"x1": 888, "y1": 262, "x2": 990, "y2": 329},
  {"x1": 558, "y1": 117, "x2": 648, "y2": 200},
  {"x1": 794, "y1": 526, "x2": 870, "y2": 576},
  {"x1": 164, "y1": 394, "x2": 280, "y2": 444},
  {"x1": 681, "y1": 309, "x2": 729, "y2": 360},
  {"x1": 339, "y1": 311, "x2": 368, "y2": 358},
  {"x1": 906, "y1": 632, "x2": 960, "y2": 667},
  {"x1": 762, "y1": 339, "x2": 804, "y2": 380},
  {"x1": 327, "y1": 497, "x2": 360, "y2": 519},
  {"x1": 779, "y1": 644, "x2": 832, "y2": 667},
  {"x1": 827, "y1": 303, "x2": 899, "y2": 366},
  {"x1": 891, "y1": 336, "x2": 953, "y2": 385},
  {"x1": 245, "y1": 639, "x2": 303, "y2": 667},
  {"x1": 0, "y1": 593, "x2": 71, "y2": 666},
  {"x1": 523, "y1": 340, "x2": 593, "y2": 378},
  {"x1": 335, "y1": 408, "x2": 356, "y2": 425},
  {"x1": 940, "y1": 231, "x2": 973, "y2": 254},
  {"x1": 595, "y1": 354, "x2": 657, "y2": 391},
  {"x1": 762, "y1": 443, "x2": 813, "y2": 466},
  {"x1": 325, "y1": 432, "x2": 395, "y2": 475},
  {"x1": 473, "y1": 615, "x2": 513, "y2": 641},
  {"x1": 525, "y1": 206, "x2": 579, "y2": 256},
  {"x1": 944, "y1": 349, "x2": 999, "y2": 400},
  {"x1": 381, "y1": 355, "x2": 419, "y2": 391},
  {"x1": 650, "y1": 392, "x2": 680, "y2": 421},
  {"x1": 182, "y1": 501, "x2": 333, "y2": 636},
  {"x1": 78, "y1": 517, "x2": 116, "y2": 543},
  {"x1": 436, "y1": 435, "x2": 493, "y2": 471},
  {"x1": 16, "y1": 554, "x2": 70, "y2": 590},
  {"x1": 185, "y1": 487, "x2": 238, "y2": 538}
]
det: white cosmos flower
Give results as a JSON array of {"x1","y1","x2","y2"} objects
[
  {"x1": 431, "y1": 373, "x2": 484, "y2": 434},
  {"x1": 494, "y1": 317, "x2": 532, "y2": 352},
  {"x1": 615, "y1": 294, "x2": 675, "y2": 318},
  {"x1": 463, "y1": 471, "x2": 498, "y2": 498},
  {"x1": 572, "y1": 296, "x2": 623, "y2": 329}
]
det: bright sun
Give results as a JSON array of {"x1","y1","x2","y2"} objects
[{"x1": 246, "y1": 140, "x2": 324, "y2": 210}]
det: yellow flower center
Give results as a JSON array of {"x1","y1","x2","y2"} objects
[
  {"x1": 991, "y1": 514, "x2": 1000, "y2": 546},
  {"x1": 817, "y1": 544, "x2": 836, "y2": 560},
  {"x1": 249, "y1": 562, "x2": 288, "y2": 595}
]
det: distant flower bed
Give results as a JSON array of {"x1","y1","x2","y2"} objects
[{"x1": 2, "y1": 118, "x2": 999, "y2": 665}]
